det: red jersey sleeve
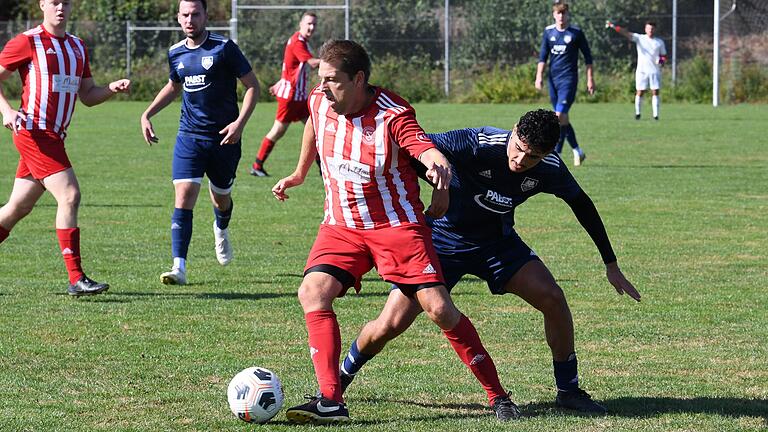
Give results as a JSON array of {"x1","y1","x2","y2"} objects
[
  {"x1": 291, "y1": 36, "x2": 314, "y2": 63},
  {"x1": 389, "y1": 108, "x2": 435, "y2": 159},
  {"x1": 0, "y1": 34, "x2": 33, "y2": 72},
  {"x1": 80, "y1": 41, "x2": 92, "y2": 79}
]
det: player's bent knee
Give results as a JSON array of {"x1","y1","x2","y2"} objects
[{"x1": 538, "y1": 286, "x2": 568, "y2": 314}]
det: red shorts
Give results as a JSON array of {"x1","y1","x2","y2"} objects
[
  {"x1": 275, "y1": 98, "x2": 309, "y2": 123},
  {"x1": 304, "y1": 223, "x2": 445, "y2": 296},
  {"x1": 14, "y1": 130, "x2": 71, "y2": 180}
]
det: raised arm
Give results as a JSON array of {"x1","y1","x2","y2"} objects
[
  {"x1": 140, "y1": 80, "x2": 181, "y2": 146},
  {"x1": 606, "y1": 21, "x2": 633, "y2": 41},
  {"x1": 564, "y1": 189, "x2": 641, "y2": 301},
  {"x1": 272, "y1": 119, "x2": 318, "y2": 201}
]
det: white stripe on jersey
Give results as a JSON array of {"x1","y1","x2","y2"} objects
[
  {"x1": 478, "y1": 133, "x2": 508, "y2": 145},
  {"x1": 32, "y1": 36, "x2": 49, "y2": 130},
  {"x1": 62, "y1": 38, "x2": 79, "y2": 132},
  {"x1": 376, "y1": 93, "x2": 407, "y2": 114},
  {"x1": 316, "y1": 95, "x2": 336, "y2": 226},
  {"x1": 541, "y1": 154, "x2": 561, "y2": 167},
  {"x1": 25, "y1": 40, "x2": 38, "y2": 130},
  {"x1": 332, "y1": 115, "x2": 357, "y2": 227},
  {"x1": 169, "y1": 39, "x2": 186, "y2": 51},
  {"x1": 50, "y1": 38, "x2": 67, "y2": 133},
  {"x1": 373, "y1": 109, "x2": 403, "y2": 226},
  {"x1": 349, "y1": 117, "x2": 374, "y2": 229}
]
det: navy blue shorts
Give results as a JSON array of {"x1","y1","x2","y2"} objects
[
  {"x1": 172, "y1": 133, "x2": 241, "y2": 194},
  {"x1": 439, "y1": 233, "x2": 541, "y2": 295},
  {"x1": 548, "y1": 80, "x2": 577, "y2": 114}
]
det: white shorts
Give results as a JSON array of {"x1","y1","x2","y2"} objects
[{"x1": 636, "y1": 69, "x2": 661, "y2": 91}]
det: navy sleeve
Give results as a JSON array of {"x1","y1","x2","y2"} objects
[
  {"x1": 168, "y1": 51, "x2": 181, "y2": 83},
  {"x1": 426, "y1": 128, "x2": 478, "y2": 168},
  {"x1": 538, "y1": 30, "x2": 550, "y2": 63},
  {"x1": 224, "y1": 40, "x2": 253, "y2": 78},
  {"x1": 564, "y1": 190, "x2": 616, "y2": 264},
  {"x1": 579, "y1": 30, "x2": 593, "y2": 65},
  {"x1": 542, "y1": 159, "x2": 582, "y2": 201}
]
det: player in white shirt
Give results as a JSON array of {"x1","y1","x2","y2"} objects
[{"x1": 607, "y1": 21, "x2": 667, "y2": 120}]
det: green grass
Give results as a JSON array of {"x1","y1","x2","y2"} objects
[{"x1": 0, "y1": 101, "x2": 766, "y2": 431}]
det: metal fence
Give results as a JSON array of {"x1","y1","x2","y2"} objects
[{"x1": 1, "y1": 0, "x2": 766, "y2": 102}]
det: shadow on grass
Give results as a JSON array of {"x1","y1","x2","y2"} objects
[
  {"x1": 522, "y1": 396, "x2": 768, "y2": 421},
  {"x1": 358, "y1": 396, "x2": 767, "y2": 423}
]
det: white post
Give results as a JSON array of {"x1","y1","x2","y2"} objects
[
  {"x1": 345, "y1": 0, "x2": 350, "y2": 39},
  {"x1": 444, "y1": 0, "x2": 450, "y2": 97},
  {"x1": 126, "y1": 21, "x2": 131, "y2": 78},
  {"x1": 230, "y1": 0, "x2": 238, "y2": 43},
  {"x1": 672, "y1": 0, "x2": 677, "y2": 85},
  {"x1": 713, "y1": 0, "x2": 720, "y2": 107}
]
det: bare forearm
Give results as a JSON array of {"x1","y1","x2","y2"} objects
[
  {"x1": 80, "y1": 85, "x2": 117, "y2": 107},
  {"x1": 536, "y1": 62, "x2": 546, "y2": 80},
  {"x1": 418, "y1": 148, "x2": 449, "y2": 170},
  {"x1": 236, "y1": 85, "x2": 258, "y2": 125},
  {"x1": 142, "y1": 83, "x2": 178, "y2": 120}
]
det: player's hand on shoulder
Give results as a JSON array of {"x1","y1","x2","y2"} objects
[
  {"x1": 272, "y1": 174, "x2": 304, "y2": 201},
  {"x1": 606, "y1": 262, "x2": 641, "y2": 302},
  {"x1": 110, "y1": 79, "x2": 131, "y2": 94}
]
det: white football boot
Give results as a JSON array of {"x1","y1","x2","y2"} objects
[
  {"x1": 214, "y1": 221, "x2": 233, "y2": 266},
  {"x1": 160, "y1": 267, "x2": 187, "y2": 285},
  {"x1": 573, "y1": 148, "x2": 586, "y2": 167}
]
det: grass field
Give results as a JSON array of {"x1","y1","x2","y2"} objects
[{"x1": 0, "y1": 101, "x2": 766, "y2": 431}]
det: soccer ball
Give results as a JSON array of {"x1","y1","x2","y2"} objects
[{"x1": 227, "y1": 367, "x2": 284, "y2": 424}]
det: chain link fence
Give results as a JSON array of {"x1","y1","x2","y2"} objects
[{"x1": 1, "y1": 0, "x2": 766, "y2": 102}]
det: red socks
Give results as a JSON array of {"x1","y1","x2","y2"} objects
[
  {"x1": 56, "y1": 227, "x2": 84, "y2": 284},
  {"x1": 254, "y1": 137, "x2": 276, "y2": 167},
  {"x1": 0, "y1": 224, "x2": 9, "y2": 244},
  {"x1": 443, "y1": 314, "x2": 507, "y2": 403},
  {"x1": 305, "y1": 310, "x2": 343, "y2": 402}
]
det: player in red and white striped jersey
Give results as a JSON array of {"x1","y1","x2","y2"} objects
[
  {"x1": 273, "y1": 40, "x2": 517, "y2": 425},
  {"x1": 0, "y1": 0, "x2": 130, "y2": 296},
  {"x1": 250, "y1": 12, "x2": 319, "y2": 177}
]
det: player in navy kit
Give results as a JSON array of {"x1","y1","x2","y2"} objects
[
  {"x1": 535, "y1": 2, "x2": 593, "y2": 167},
  {"x1": 337, "y1": 109, "x2": 641, "y2": 414},
  {"x1": 140, "y1": 0, "x2": 259, "y2": 285}
]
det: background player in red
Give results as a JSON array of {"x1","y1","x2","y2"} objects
[
  {"x1": 0, "y1": 0, "x2": 130, "y2": 296},
  {"x1": 272, "y1": 39, "x2": 519, "y2": 425},
  {"x1": 250, "y1": 12, "x2": 319, "y2": 177}
]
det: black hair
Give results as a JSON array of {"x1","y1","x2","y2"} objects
[
  {"x1": 319, "y1": 40, "x2": 371, "y2": 83},
  {"x1": 516, "y1": 109, "x2": 560, "y2": 153},
  {"x1": 180, "y1": 0, "x2": 207, "y2": 12}
]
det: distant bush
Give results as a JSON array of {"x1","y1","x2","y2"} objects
[{"x1": 371, "y1": 54, "x2": 443, "y2": 103}]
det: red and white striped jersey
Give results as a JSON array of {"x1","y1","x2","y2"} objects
[
  {"x1": 0, "y1": 25, "x2": 92, "y2": 137},
  {"x1": 309, "y1": 86, "x2": 436, "y2": 230},
  {"x1": 273, "y1": 32, "x2": 313, "y2": 102}
]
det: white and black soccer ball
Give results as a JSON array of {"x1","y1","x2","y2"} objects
[{"x1": 227, "y1": 367, "x2": 284, "y2": 424}]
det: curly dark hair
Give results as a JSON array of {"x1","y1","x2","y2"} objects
[{"x1": 516, "y1": 109, "x2": 560, "y2": 153}]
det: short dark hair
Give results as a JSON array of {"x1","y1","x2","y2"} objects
[
  {"x1": 319, "y1": 40, "x2": 371, "y2": 83},
  {"x1": 180, "y1": 0, "x2": 207, "y2": 12},
  {"x1": 516, "y1": 109, "x2": 560, "y2": 153},
  {"x1": 553, "y1": 2, "x2": 569, "y2": 13},
  {"x1": 646, "y1": 21, "x2": 657, "y2": 27}
]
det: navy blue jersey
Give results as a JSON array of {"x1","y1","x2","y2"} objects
[
  {"x1": 168, "y1": 32, "x2": 252, "y2": 137},
  {"x1": 538, "y1": 24, "x2": 592, "y2": 84},
  {"x1": 426, "y1": 127, "x2": 582, "y2": 254}
]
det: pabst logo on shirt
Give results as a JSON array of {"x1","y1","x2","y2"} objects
[{"x1": 362, "y1": 126, "x2": 375, "y2": 143}]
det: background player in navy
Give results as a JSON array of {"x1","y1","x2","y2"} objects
[
  {"x1": 535, "y1": 2, "x2": 593, "y2": 167},
  {"x1": 338, "y1": 109, "x2": 641, "y2": 414},
  {"x1": 140, "y1": 0, "x2": 259, "y2": 285}
]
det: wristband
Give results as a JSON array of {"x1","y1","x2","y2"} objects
[{"x1": 614, "y1": 25, "x2": 622, "y2": 33}]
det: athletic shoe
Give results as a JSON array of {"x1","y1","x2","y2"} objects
[
  {"x1": 67, "y1": 275, "x2": 109, "y2": 296},
  {"x1": 635, "y1": 113, "x2": 641, "y2": 120},
  {"x1": 249, "y1": 164, "x2": 269, "y2": 177},
  {"x1": 573, "y1": 149, "x2": 586, "y2": 167},
  {"x1": 555, "y1": 388, "x2": 607, "y2": 414},
  {"x1": 653, "y1": 116, "x2": 659, "y2": 120},
  {"x1": 213, "y1": 221, "x2": 232, "y2": 266},
  {"x1": 490, "y1": 392, "x2": 521, "y2": 421},
  {"x1": 160, "y1": 267, "x2": 187, "y2": 285},
  {"x1": 285, "y1": 395, "x2": 351, "y2": 425}
]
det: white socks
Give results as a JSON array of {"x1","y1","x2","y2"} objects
[
  {"x1": 652, "y1": 95, "x2": 660, "y2": 118},
  {"x1": 635, "y1": 95, "x2": 643, "y2": 115},
  {"x1": 173, "y1": 257, "x2": 186, "y2": 272}
]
